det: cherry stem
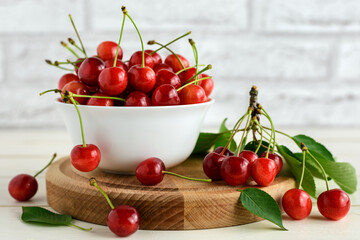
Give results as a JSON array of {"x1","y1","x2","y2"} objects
[
  {"x1": 182, "y1": 64, "x2": 212, "y2": 85},
  {"x1": 113, "y1": 13, "x2": 126, "y2": 67},
  {"x1": 254, "y1": 126, "x2": 263, "y2": 154},
  {"x1": 299, "y1": 143, "x2": 307, "y2": 189},
  {"x1": 71, "y1": 94, "x2": 125, "y2": 102},
  {"x1": 67, "y1": 223, "x2": 92, "y2": 231},
  {"x1": 61, "y1": 41, "x2": 80, "y2": 58},
  {"x1": 261, "y1": 108, "x2": 276, "y2": 157},
  {"x1": 39, "y1": 89, "x2": 62, "y2": 96},
  {"x1": 306, "y1": 150, "x2": 329, "y2": 191},
  {"x1": 162, "y1": 171, "x2": 211, "y2": 182},
  {"x1": 150, "y1": 41, "x2": 185, "y2": 69},
  {"x1": 253, "y1": 120, "x2": 276, "y2": 151},
  {"x1": 123, "y1": 6, "x2": 145, "y2": 68},
  {"x1": 34, "y1": 153, "x2": 57, "y2": 178},
  {"x1": 45, "y1": 60, "x2": 75, "y2": 72},
  {"x1": 68, "y1": 38, "x2": 86, "y2": 56},
  {"x1": 69, "y1": 96, "x2": 86, "y2": 148},
  {"x1": 149, "y1": 31, "x2": 191, "y2": 55},
  {"x1": 68, "y1": 14, "x2": 87, "y2": 57},
  {"x1": 176, "y1": 76, "x2": 212, "y2": 92},
  {"x1": 236, "y1": 110, "x2": 252, "y2": 157},
  {"x1": 89, "y1": 178, "x2": 115, "y2": 209},
  {"x1": 189, "y1": 39, "x2": 199, "y2": 83},
  {"x1": 175, "y1": 64, "x2": 205, "y2": 75}
]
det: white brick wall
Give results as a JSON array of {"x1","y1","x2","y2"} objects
[{"x1": 1, "y1": 0, "x2": 360, "y2": 128}]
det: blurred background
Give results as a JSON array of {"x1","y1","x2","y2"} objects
[{"x1": 1, "y1": 0, "x2": 360, "y2": 129}]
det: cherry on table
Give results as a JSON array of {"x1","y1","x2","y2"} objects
[
  {"x1": 8, "y1": 174, "x2": 38, "y2": 201},
  {"x1": 151, "y1": 84, "x2": 180, "y2": 106},
  {"x1": 251, "y1": 158, "x2": 277, "y2": 186},
  {"x1": 179, "y1": 85, "x2": 207, "y2": 105},
  {"x1": 220, "y1": 156, "x2": 251, "y2": 186},
  {"x1": 97, "y1": 41, "x2": 123, "y2": 61},
  {"x1": 87, "y1": 92, "x2": 114, "y2": 106},
  {"x1": 155, "y1": 69, "x2": 181, "y2": 89},
  {"x1": 70, "y1": 144, "x2": 101, "y2": 172},
  {"x1": 203, "y1": 152, "x2": 225, "y2": 181},
  {"x1": 62, "y1": 81, "x2": 90, "y2": 105},
  {"x1": 282, "y1": 188, "x2": 312, "y2": 220},
  {"x1": 125, "y1": 91, "x2": 151, "y2": 106},
  {"x1": 58, "y1": 73, "x2": 80, "y2": 90},
  {"x1": 238, "y1": 150, "x2": 258, "y2": 166},
  {"x1": 153, "y1": 63, "x2": 173, "y2": 74},
  {"x1": 78, "y1": 57, "x2": 105, "y2": 86},
  {"x1": 129, "y1": 51, "x2": 155, "y2": 69},
  {"x1": 164, "y1": 54, "x2": 190, "y2": 73},
  {"x1": 317, "y1": 189, "x2": 350, "y2": 220},
  {"x1": 104, "y1": 59, "x2": 128, "y2": 72},
  {"x1": 261, "y1": 152, "x2": 283, "y2": 174},
  {"x1": 98, "y1": 67, "x2": 128, "y2": 96},
  {"x1": 145, "y1": 49, "x2": 162, "y2": 66},
  {"x1": 128, "y1": 65, "x2": 156, "y2": 93}
]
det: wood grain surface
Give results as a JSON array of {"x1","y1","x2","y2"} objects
[{"x1": 46, "y1": 156, "x2": 296, "y2": 230}]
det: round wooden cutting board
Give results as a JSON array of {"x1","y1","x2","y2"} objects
[{"x1": 46, "y1": 156, "x2": 295, "y2": 230}]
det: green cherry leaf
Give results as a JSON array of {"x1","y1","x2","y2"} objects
[
  {"x1": 243, "y1": 140, "x2": 270, "y2": 156},
  {"x1": 214, "y1": 118, "x2": 237, "y2": 152},
  {"x1": 22, "y1": 207, "x2": 72, "y2": 225},
  {"x1": 293, "y1": 152, "x2": 327, "y2": 180},
  {"x1": 293, "y1": 135, "x2": 335, "y2": 162},
  {"x1": 238, "y1": 188, "x2": 287, "y2": 230},
  {"x1": 277, "y1": 145, "x2": 316, "y2": 198},
  {"x1": 192, "y1": 132, "x2": 224, "y2": 154}
]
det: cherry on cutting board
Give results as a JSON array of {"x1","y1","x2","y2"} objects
[
  {"x1": 261, "y1": 152, "x2": 283, "y2": 174},
  {"x1": 238, "y1": 150, "x2": 258, "y2": 166},
  {"x1": 251, "y1": 157, "x2": 277, "y2": 186},
  {"x1": 220, "y1": 156, "x2": 251, "y2": 186},
  {"x1": 203, "y1": 152, "x2": 225, "y2": 181}
]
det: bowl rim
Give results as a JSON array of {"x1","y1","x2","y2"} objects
[{"x1": 55, "y1": 98, "x2": 215, "y2": 110}]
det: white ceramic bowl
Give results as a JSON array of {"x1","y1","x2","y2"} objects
[{"x1": 56, "y1": 100, "x2": 214, "y2": 174}]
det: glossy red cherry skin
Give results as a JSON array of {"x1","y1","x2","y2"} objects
[
  {"x1": 107, "y1": 205, "x2": 140, "y2": 237},
  {"x1": 238, "y1": 150, "x2": 258, "y2": 166},
  {"x1": 78, "y1": 57, "x2": 105, "y2": 86},
  {"x1": 98, "y1": 67, "x2": 128, "y2": 96},
  {"x1": 220, "y1": 156, "x2": 250, "y2": 186},
  {"x1": 198, "y1": 73, "x2": 214, "y2": 97},
  {"x1": 97, "y1": 41, "x2": 123, "y2": 61},
  {"x1": 261, "y1": 152, "x2": 283, "y2": 174},
  {"x1": 128, "y1": 65, "x2": 156, "y2": 93},
  {"x1": 145, "y1": 49, "x2": 162, "y2": 65},
  {"x1": 203, "y1": 152, "x2": 225, "y2": 181},
  {"x1": 70, "y1": 144, "x2": 101, "y2": 172},
  {"x1": 62, "y1": 81, "x2": 90, "y2": 105},
  {"x1": 164, "y1": 54, "x2": 190, "y2": 73},
  {"x1": 317, "y1": 189, "x2": 350, "y2": 220},
  {"x1": 178, "y1": 67, "x2": 196, "y2": 85},
  {"x1": 135, "y1": 157, "x2": 166, "y2": 185},
  {"x1": 282, "y1": 189, "x2": 312, "y2": 220},
  {"x1": 153, "y1": 63, "x2": 173, "y2": 74},
  {"x1": 87, "y1": 92, "x2": 114, "y2": 106},
  {"x1": 58, "y1": 73, "x2": 80, "y2": 90},
  {"x1": 213, "y1": 147, "x2": 234, "y2": 156},
  {"x1": 151, "y1": 84, "x2": 180, "y2": 106},
  {"x1": 125, "y1": 91, "x2": 151, "y2": 106},
  {"x1": 8, "y1": 174, "x2": 38, "y2": 201},
  {"x1": 155, "y1": 69, "x2": 181, "y2": 89},
  {"x1": 251, "y1": 158, "x2": 277, "y2": 186},
  {"x1": 179, "y1": 85, "x2": 207, "y2": 105},
  {"x1": 129, "y1": 51, "x2": 155, "y2": 68},
  {"x1": 74, "y1": 58, "x2": 84, "y2": 74},
  {"x1": 104, "y1": 59, "x2": 128, "y2": 71}
]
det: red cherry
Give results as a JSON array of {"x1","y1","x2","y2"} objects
[
  {"x1": 125, "y1": 91, "x2": 151, "y2": 106},
  {"x1": 151, "y1": 84, "x2": 180, "y2": 106},
  {"x1": 135, "y1": 157, "x2": 166, "y2": 185},
  {"x1": 238, "y1": 150, "x2": 258, "y2": 166},
  {"x1": 128, "y1": 65, "x2": 156, "y2": 93},
  {"x1": 145, "y1": 49, "x2": 162, "y2": 65},
  {"x1": 282, "y1": 189, "x2": 312, "y2": 220},
  {"x1": 8, "y1": 174, "x2": 38, "y2": 201},
  {"x1": 164, "y1": 54, "x2": 190, "y2": 73},
  {"x1": 107, "y1": 205, "x2": 140, "y2": 237},
  {"x1": 220, "y1": 156, "x2": 250, "y2": 186},
  {"x1": 198, "y1": 73, "x2": 214, "y2": 97},
  {"x1": 104, "y1": 59, "x2": 128, "y2": 72},
  {"x1": 213, "y1": 147, "x2": 234, "y2": 156},
  {"x1": 251, "y1": 158, "x2": 277, "y2": 186},
  {"x1": 178, "y1": 67, "x2": 196, "y2": 85},
  {"x1": 70, "y1": 144, "x2": 101, "y2": 172},
  {"x1": 179, "y1": 85, "x2": 207, "y2": 105},
  {"x1": 260, "y1": 152, "x2": 283, "y2": 174},
  {"x1": 98, "y1": 67, "x2": 128, "y2": 96},
  {"x1": 97, "y1": 41, "x2": 123, "y2": 61},
  {"x1": 58, "y1": 73, "x2": 80, "y2": 90},
  {"x1": 128, "y1": 51, "x2": 155, "y2": 68},
  {"x1": 62, "y1": 81, "x2": 90, "y2": 105},
  {"x1": 317, "y1": 189, "x2": 350, "y2": 220},
  {"x1": 203, "y1": 152, "x2": 225, "y2": 181},
  {"x1": 87, "y1": 92, "x2": 114, "y2": 106},
  {"x1": 78, "y1": 57, "x2": 105, "y2": 86},
  {"x1": 153, "y1": 63, "x2": 173, "y2": 74},
  {"x1": 74, "y1": 58, "x2": 84, "y2": 74},
  {"x1": 155, "y1": 69, "x2": 181, "y2": 89}
]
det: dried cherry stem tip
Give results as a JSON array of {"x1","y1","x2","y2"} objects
[
  {"x1": 162, "y1": 171, "x2": 212, "y2": 182},
  {"x1": 89, "y1": 177, "x2": 115, "y2": 209}
]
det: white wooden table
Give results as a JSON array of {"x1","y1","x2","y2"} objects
[{"x1": 1, "y1": 128, "x2": 359, "y2": 239}]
